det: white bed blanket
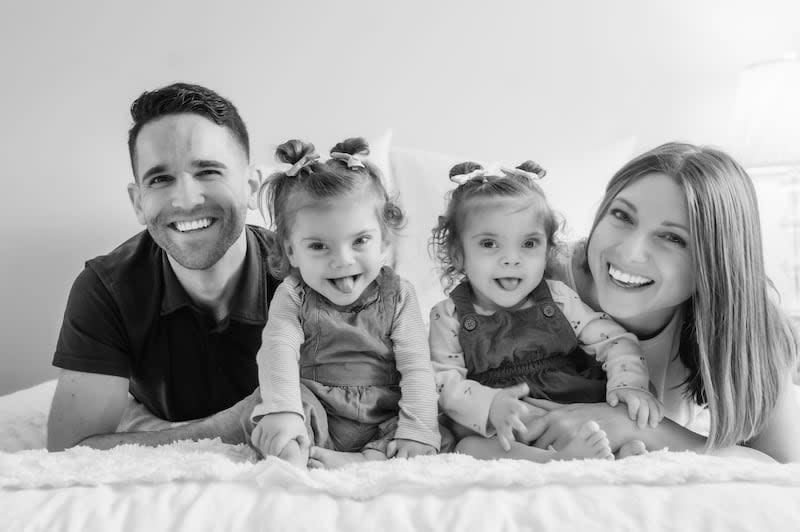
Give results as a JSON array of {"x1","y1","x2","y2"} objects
[{"x1": 2, "y1": 381, "x2": 800, "y2": 531}]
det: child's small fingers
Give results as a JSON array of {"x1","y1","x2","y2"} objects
[
  {"x1": 498, "y1": 433, "x2": 511, "y2": 452},
  {"x1": 607, "y1": 391, "x2": 619, "y2": 407},
  {"x1": 511, "y1": 416, "x2": 527, "y2": 435},
  {"x1": 386, "y1": 440, "x2": 398, "y2": 457},
  {"x1": 296, "y1": 434, "x2": 311, "y2": 452},
  {"x1": 626, "y1": 398, "x2": 640, "y2": 422},
  {"x1": 637, "y1": 403, "x2": 648, "y2": 429}
]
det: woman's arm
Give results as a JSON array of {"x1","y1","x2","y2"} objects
[
  {"x1": 744, "y1": 376, "x2": 800, "y2": 463},
  {"x1": 521, "y1": 398, "x2": 777, "y2": 462}
]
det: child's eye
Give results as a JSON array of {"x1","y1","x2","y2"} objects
[
  {"x1": 522, "y1": 239, "x2": 539, "y2": 249},
  {"x1": 308, "y1": 242, "x2": 326, "y2": 251},
  {"x1": 609, "y1": 208, "x2": 633, "y2": 224},
  {"x1": 478, "y1": 239, "x2": 498, "y2": 249},
  {"x1": 661, "y1": 233, "x2": 687, "y2": 247},
  {"x1": 353, "y1": 235, "x2": 371, "y2": 247}
]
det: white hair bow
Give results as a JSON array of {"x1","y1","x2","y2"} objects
[
  {"x1": 330, "y1": 150, "x2": 367, "y2": 169},
  {"x1": 285, "y1": 153, "x2": 320, "y2": 177}
]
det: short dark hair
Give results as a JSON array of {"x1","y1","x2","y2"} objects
[{"x1": 127, "y1": 82, "x2": 250, "y2": 177}]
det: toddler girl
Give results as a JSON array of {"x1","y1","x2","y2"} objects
[
  {"x1": 250, "y1": 138, "x2": 440, "y2": 469},
  {"x1": 429, "y1": 161, "x2": 659, "y2": 461}
]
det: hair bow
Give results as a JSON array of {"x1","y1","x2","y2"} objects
[
  {"x1": 330, "y1": 150, "x2": 367, "y2": 169},
  {"x1": 449, "y1": 168, "x2": 488, "y2": 185},
  {"x1": 285, "y1": 153, "x2": 320, "y2": 177},
  {"x1": 500, "y1": 166, "x2": 546, "y2": 180}
]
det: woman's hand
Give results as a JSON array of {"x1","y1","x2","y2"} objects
[{"x1": 519, "y1": 398, "x2": 641, "y2": 452}]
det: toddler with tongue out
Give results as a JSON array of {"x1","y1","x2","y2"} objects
[
  {"x1": 428, "y1": 161, "x2": 659, "y2": 462},
  {"x1": 246, "y1": 138, "x2": 441, "y2": 469}
]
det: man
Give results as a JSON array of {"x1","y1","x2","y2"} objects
[{"x1": 47, "y1": 83, "x2": 278, "y2": 451}]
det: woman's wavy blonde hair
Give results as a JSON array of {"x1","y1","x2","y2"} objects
[{"x1": 584, "y1": 142, "x2": 799, "y2": 449}]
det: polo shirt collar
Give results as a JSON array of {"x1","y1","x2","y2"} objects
[{"x1": 160, "y1": 227, "x2": 266, "y2": 324}]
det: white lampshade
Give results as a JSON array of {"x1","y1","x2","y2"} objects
[{"x1": 731, "y1": 56, "x2": 800, "y2": 169}]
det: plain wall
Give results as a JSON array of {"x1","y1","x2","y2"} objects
[{"x1": 1, "y1": 0, "x2": 799, "y2": 395}]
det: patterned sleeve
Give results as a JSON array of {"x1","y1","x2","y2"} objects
[
  {"x1": 251, "y1": 278, "x2": 305, "y2": 421},
  {"x1": 390, "y1": 279, "x2": 442, "y2": 450},
  {"x1": 429, "y1": 298, "x2": 500, "y2": 437},
  {"x1": 547, "y1": 279, "x2": 652, "y2": 397}
]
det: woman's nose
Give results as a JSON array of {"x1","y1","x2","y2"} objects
[{"x1": 619, "y1": 231, "x2": 650, "y2": 263}]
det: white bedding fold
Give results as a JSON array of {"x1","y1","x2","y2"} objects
[{"x1": 3, "y1": 439, "x2": 800, "y2": 499}]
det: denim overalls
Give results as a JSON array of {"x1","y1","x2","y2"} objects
[
  {"x1": 450, "y1": 279, "x2": 606, "y2": 402},
  {"x1": 297, "y1": 267, "x2": 403, "y2": 453}
]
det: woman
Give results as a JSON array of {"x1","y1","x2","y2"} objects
[{"x1": 523, "y1": 142, "x2": 800, "y2": 463}]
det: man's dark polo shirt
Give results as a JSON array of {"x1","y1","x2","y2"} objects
[{"x1": 53, "y1": 225, "x2": 279, "y2": 421}]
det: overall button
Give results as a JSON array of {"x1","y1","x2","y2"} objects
[
  {"x1": 462, "y1": 315, "x2": 478, "y2": 331},
  {"x1": 542, "y1": 305, "x2": 555, "y2": 318}
]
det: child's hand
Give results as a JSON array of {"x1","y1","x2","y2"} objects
[
  {"x1": 387, "y1": 439, "x2": 438, "y2": 459},
  {"x1": 607, "y1": 388, "x2": 664, "y2": 429},
  {"x1": 251, "y1": 412, "x2": 310, "y2": 465},
  {"x1": 488, "y1": 382, "x2": 531, "y2": 451}
]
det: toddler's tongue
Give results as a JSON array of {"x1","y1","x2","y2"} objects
[
  {"x1": 332, "y1": 276, "x2": 355, "y2": 293},
  {"x1": 497, "y1": 278, "x2": 520, "y2": 291}
]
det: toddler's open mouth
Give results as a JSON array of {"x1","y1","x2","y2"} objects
[
  {"x1": 329, "y1": 274, "x2": 361, "y2": 293},
  {"x1": 495, "y1": 277, "x2": 521, "y2": 291}
]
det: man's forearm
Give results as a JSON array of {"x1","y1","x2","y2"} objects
[{"x1": 78, "y1": 420, "x2": 245, "y2": 449}]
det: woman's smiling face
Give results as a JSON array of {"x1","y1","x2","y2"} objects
[{"x1": 587, "y1": 172, "x2": 695, "y2": 335}]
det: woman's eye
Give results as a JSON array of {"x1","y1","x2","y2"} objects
[
  {"x1": 662, "y1": 233, "x2": 687, "y2": 247},
  {"x1": 609, "y1": 208, "x2": 633, "y2": 224},
  {"x1": 479, "y1": 239, "x2": 497, "y2": 249}
]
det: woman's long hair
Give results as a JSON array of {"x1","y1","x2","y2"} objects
[{"x1": 584, "y1": 142, "x2": 798, "y2": 449}]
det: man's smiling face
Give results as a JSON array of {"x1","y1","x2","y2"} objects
[{"x1": 127, "y1": 113, "x2": 257, "y2": 270}]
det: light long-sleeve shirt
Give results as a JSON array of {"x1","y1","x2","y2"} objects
[
  {"x1": 253, "y1": 275, "x2": 441, "y2": 449},
  {"x1": 430, "y1": 279, "x2": 651, "y2": 437}
]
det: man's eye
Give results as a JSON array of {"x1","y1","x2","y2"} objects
[
  {"x1": 197, "y1": 169, "x2": 221, "y2": 178},
  {"x1": 149, "y1": 175, "x2": 172, "y2": 186},
  {"x1": 479, "y1": 240, "x2": 497, "y2": 249}
]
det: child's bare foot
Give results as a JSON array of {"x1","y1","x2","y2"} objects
[
  {"x1": 553, "y1": 421, "x2": 613, "y2": 460},
  {"x1": 617, "y1": 439, "x2": 647, "y2": 459},
  {"x1": 308, "y1": 446, "x2": 386, "y2": 469}
]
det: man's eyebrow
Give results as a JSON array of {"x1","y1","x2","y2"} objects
[
  {"x1": 194, "y1": 160, "x2": 227, "y2": 169},
  {"x1": 141, "y1": 164, "x2": 167, "y2": 181}
]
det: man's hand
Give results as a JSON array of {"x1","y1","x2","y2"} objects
[
  {"x1": 386, "y1": 439, "x2": 438, "y2": 459},
  {"x1": 251, "y1": 412, "x2": 310, "y2": 467},
  {"x1": 607, "y1": 388, "x2": 664, "y2": 429},
  {"x1": 488, "y1": 382, "x2": 530, "y2": 451}
]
